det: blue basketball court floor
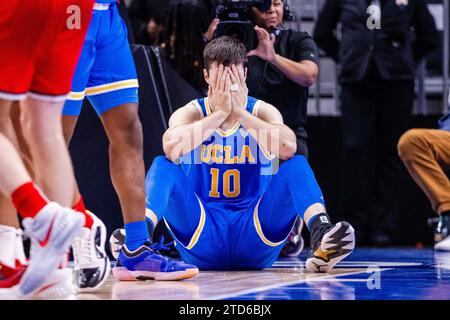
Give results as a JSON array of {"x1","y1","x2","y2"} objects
[{"x1": 70, "y1": 248, "x2": 450, "y2": 300}]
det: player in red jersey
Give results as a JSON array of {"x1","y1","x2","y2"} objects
[{"x1": 0, "y1": 0, "x2": 94, "y2": 297}]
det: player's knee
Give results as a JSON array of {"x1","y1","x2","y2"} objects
[
  {"x1": 149, "y1": 155, "x2": 177, "y2": 175},
  {"x1": 397, "y1": 129, "x2": 429, "y2": 160},
  {"x1": 147, "y1": 155, "x2": 179, "y2": 186},
  {"x1": 109, "y1": 114, "x2": 143, "y2": 150},
  {"x1": 151, "y1": 155, "x2": 171, "y2": 168},
  {"x1": 281, "y1": 155, "x2": 309, "y2": 175},
  {"x1": 20, "y1": 111, "x2": 60, "y2": 146}
]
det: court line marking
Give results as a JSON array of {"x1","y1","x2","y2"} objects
[
  {"x1": 272, "y1": 261, "x2": 422, "y2": 267},
  {"x1": 207, "y1": 268, "x2": 388, "y2": 300}
]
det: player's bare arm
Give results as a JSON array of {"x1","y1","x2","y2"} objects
[
  {"x1": 163, "y1": 65, "x2": 232, "y2": 161},
  {"x1": 229, "y1": 65, "x2": 297, "y2": 160}
]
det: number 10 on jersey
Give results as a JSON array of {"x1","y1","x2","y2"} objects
[{"x1": 209, "y1": 168, "x2": 241, "y2": 198}]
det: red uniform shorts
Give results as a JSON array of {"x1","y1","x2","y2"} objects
[{"x1": 0, "y1": 0, "x2": 93, "y2": 102}]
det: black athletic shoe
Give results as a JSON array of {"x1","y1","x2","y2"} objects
[{"x1": 306, "y1": 221, "x2": 355, "y2": 273}]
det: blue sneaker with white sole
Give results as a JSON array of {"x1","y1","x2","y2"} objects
[{"x1": 112, "y1": 242, "x2": 199, "y2": 281}]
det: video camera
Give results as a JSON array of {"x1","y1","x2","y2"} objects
[{"x1": 214, "y1": 0, "x2": 272, "y2": 51}]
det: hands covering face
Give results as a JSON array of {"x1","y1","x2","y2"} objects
[
  {"x1": 228, "y1": 64, "x2": 248, "y2": 112},
  {"x1": 208, "y1": 64, "x2": 248, "y2": 115}
]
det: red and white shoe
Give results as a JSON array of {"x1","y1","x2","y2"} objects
[
  {"x1": 0, "y1": 266, "x2": 76, "y2": 300},
  {"x1": 0, "y1": 260, "x2": 27, "y2": 289},
  {"x1": 18, "y1": 202, "x2": 85, "y2": 296}
]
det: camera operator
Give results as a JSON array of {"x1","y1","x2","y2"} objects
[{"x1": 247, "y1": 0, "x2": 319, "y2": 157}]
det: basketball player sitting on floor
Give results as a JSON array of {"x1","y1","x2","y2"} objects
[{"x1": 113, "y1": 36, "x2": 355, "y2": 272}]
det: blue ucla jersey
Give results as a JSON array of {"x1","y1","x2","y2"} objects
[{"x1": 179, "y1": 96, "x2": 274, "y2": 213}]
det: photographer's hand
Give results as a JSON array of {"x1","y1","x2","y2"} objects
[
  {"x1": 204, "y1": 18, "x2": 220, "y2": 42},
  {"x1": 247, "y1": 26, "x2": 277, "y2": 62}
]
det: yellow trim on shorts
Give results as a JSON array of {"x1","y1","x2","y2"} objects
[
  {"x1": 85, "y1": 79, "x2": 139, "y2": 96},
  {"x1": 68, "y1": 91, "x2": 86, "y2": 101},
  {"x1": 186, "y1": 195, "x2": 206, "y2": 249},
  {"x1": 253, "y1": 197, "x2": 285, "y2": 247},
  {"x1": 163, "y1": 194, "x2": 206, "y2": 250}
]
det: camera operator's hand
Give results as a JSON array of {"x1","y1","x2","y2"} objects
[
  {"x1": 203, "y1": 18, "x2": 220, "y2": 42},
  {"x1": 209, "y1": 64, "x2": 232, "y2": 115},
  {"x1": 247, "y1": 26, "x2": 277, "y2": 62},
  {"x1": 229, "y1": 65, "x2": 248, "y2": 115}
]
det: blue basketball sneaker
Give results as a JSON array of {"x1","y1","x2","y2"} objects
[{"x1": 112, "y1": 241, "x2": 199, "y2": 281}]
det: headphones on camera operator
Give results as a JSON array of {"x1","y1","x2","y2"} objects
[{"x1": 283, "y1": 0, "x2": 295, "y2": 23}]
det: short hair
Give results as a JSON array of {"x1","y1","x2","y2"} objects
[{"x1": 203, "y1": 36, "x2": 247, "y2": 70}]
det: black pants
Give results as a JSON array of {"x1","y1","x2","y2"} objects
[{"x1": 340, "y1": 80, "x2": 414, "y2": 242}]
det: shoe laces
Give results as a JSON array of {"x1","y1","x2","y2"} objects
[
  {"x1": 72, "y1": 229, "x2": 93, "y2": 266},
  {"x1": 149, "y1": 236, "x2": 174, "y2": 253}
]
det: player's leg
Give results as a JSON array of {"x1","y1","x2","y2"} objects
[
  {"x1": 0, "y1": 0, "x2": 91, "y2": 296},
  {"x1": 59, "y1": 11, "x2": 111, "y2": 291},
  {"x1": 0, "y1": 117, "x2": 85, "y2": 295},
  {"x1": 19, "y1": 0, "x2": 92, "y2": 207},
  {"x1": 62, "y1": 116, "x2": 79, "y2": 145},
  {"x1": 19, "y1": 98, "x2": 77, "y2": 207},
  {"x1": 398, "y1": 129, "x2": 450, "y2": 250},
  {"x1": 100, "y1": 103, "x2": 145, "y2": 226},
  {"x1": 110, "y1": 156, "x2": 208, "y2": 251},
  {"x1": 0, "y1": 101, "x2": 21, "y2": 229},
  {"x1": 111, "y1": 156, "x2": 200, "y2": 280},
  {"x1": 85, "y1": 2, "x2": 145, "y2": 235},
  {"x1": 4, "y1": 99, "x2": 87, "y2": 296},
  {"x1": 0, "y1": 101, "x2": 28, "y2": 291},
  {"x1": 83, "y1": 5, "x2": 196, "y2": 278},
  {"x1": 257, "y1": 155, "x2": 355, "y2": 272},
  {"x1": 0, "y1": 100, "x2": 27, "y2": 290}
]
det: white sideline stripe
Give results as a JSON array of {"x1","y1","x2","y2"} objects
[
  {"x1": 272, "y1": 261, "x2": 422, "y2": 267},
  {"x1": 207, "y1": 269, "x2": 386, "y2": 300}
]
